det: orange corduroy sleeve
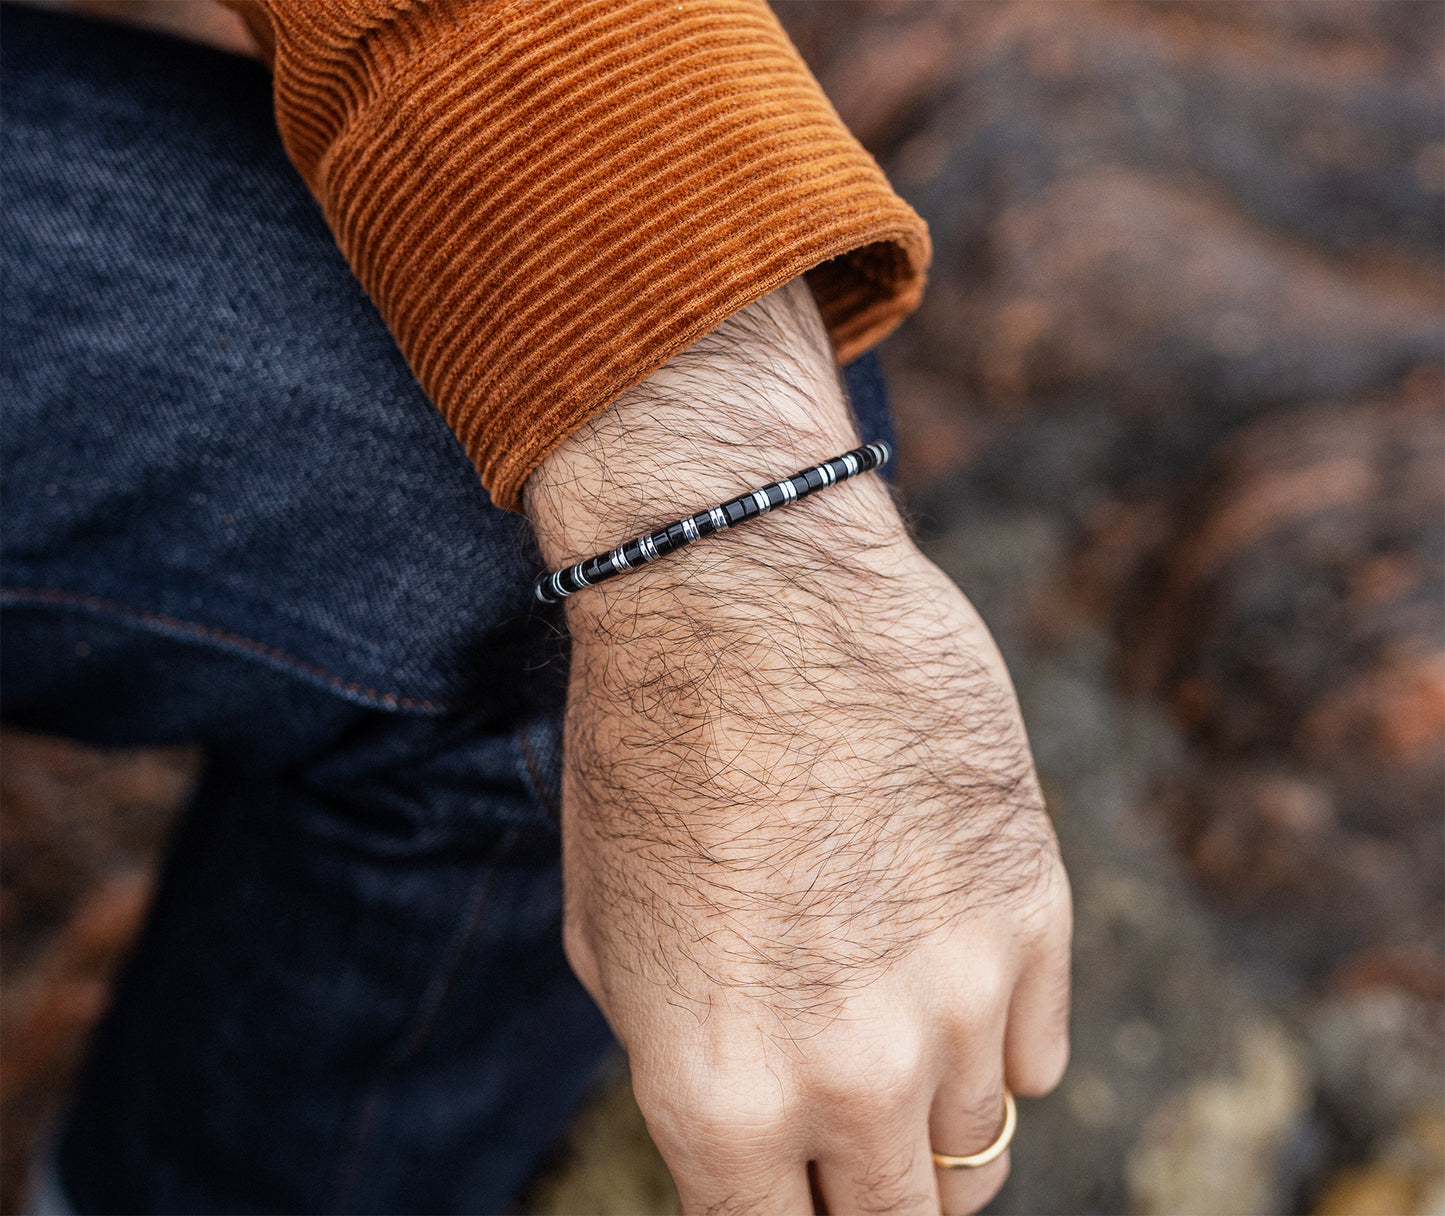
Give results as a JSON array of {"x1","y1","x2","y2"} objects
[{"x1": 224, "y1": 0, "x2": 931, "y2": 509}]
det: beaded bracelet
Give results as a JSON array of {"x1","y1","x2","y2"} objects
[{"x1": 533, "y1": 440, "x2": 891, "y2": 605}]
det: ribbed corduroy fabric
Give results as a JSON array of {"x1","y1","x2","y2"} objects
[{"x1": 225, "y1": 0, "x2": 931, "y2": 509}]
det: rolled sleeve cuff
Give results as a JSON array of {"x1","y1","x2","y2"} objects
[{"x1": 231, "y1": 0, "x2": 931, "y2": 508}]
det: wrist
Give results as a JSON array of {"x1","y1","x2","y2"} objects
[
  {"x1": 537, "y1": 442, "x2": 910, "y2": 617},
  {"x1": 523, "y1": 280, "x2": 905, "y2": 572}
]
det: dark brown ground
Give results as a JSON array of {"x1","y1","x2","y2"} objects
[{"x1": 3, "y1": 3, "x2": 1442, "y2": 1213}]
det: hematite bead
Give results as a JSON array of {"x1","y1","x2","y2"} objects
[{"x1": 533, "y1": 440, "x2": 891, "y2": 604}]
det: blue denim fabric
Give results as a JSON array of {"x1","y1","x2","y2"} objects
[{"x1": 0, "y1": 6, "x2": 895, "y2": 1213}]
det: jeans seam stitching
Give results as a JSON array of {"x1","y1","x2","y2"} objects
[{"x1": 1, "y1": 585, "x2": 444, "y2": 712}]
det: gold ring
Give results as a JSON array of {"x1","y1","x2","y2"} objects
[{"x1": 931, "y1": 1091, "x2": 1017, "y2": 1170}]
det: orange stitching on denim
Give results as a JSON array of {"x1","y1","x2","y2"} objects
[{"x1": 1, "y1": 586, "x2": 444, "y2": 713}]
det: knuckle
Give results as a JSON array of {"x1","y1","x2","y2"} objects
[
  {"x1": 628, "y1": 1068, "x2": 700, "y2": 1148},
  {"x1": 812, "y1": 1032, "x2": 925, "y2": 1115},
  {"x1": 956, "y1": 956, "x2": 1011, "y2": 1025},
  {"x1": 633, "y1": 1067, "x2": 792, "y2": 1161},
  {"x1": 854, "y1": 1064, "x2": 921, "y2": 1117}
]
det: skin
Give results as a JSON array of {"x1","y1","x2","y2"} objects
[
  {"x1": 65, "y1": 1, "x2": 260, "y2": 55},
  {"x1": 527, "y1": 280, "x2": 1072, "y2": 1216}
]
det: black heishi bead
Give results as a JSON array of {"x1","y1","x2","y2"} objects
[{"x1": 535, "y1": 441, "x2": 890, "y2": 604}]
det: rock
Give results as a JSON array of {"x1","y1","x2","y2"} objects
[
  {"x1": 1326, "y1": 944, "x2": 1445, "y2": 1004},
  {"x1": 1313, "y1": 1167, "x2": 1423, "y2": 1216},
  {"x1": 0, "y1": 870, "x2": 159, "y2": 1216},
  {"x1": 1311, "y1": 1107, "x2": 1445, "y2": 1216},
  {"x1": 1113, "y1": 392, "x2": 1444, "y2": 974},
  {"x1": 1305, "y1": 990, "x2": 1445, "y2": 1147},
  {"x1": 1122, "y1": 391, "x2": 1444, "y2": 760},
  {"x1": 780, "y1": 0, "x2": 1444, "y2": 269},
  {"x1": 0, "y1": 730, "x2": 197, "y2": 965},
  {"x1": 914, "y1": 170, "x2": 1440, "y2": 433},
  {"x1": 1126, "y1": 1018, "x2": 1312, "y2": 1216},
  {"x1": 0, "y1": 730, "x2": 199, "y2": 1214}
]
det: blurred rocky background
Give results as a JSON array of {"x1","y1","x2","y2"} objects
[{"x1": 3, "y1": 2, "x2": 1441, "y2": 1214}]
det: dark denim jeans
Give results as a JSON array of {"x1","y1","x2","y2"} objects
[{"x1": 0, "y1": 7, "x2": 894, "y2": 1214}]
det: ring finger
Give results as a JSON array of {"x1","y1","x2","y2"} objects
[{"x1": 930, "y1": 1068, "x2": 1013, "y2": 1216}]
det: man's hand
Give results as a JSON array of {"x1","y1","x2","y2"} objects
[{"x1": 526, "y1": 281, "x2": 1071, "y2": 1216}]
